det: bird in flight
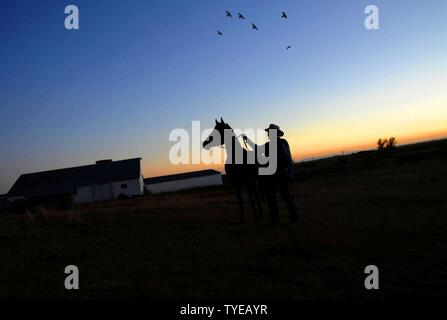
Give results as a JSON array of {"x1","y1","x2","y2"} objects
[
  {"x1": 282, "y1": 11, "x2": 288, "y2": 19},
  {"x1": 217, "y1": 31, "x2": 223, "y2": 36},
  {"x1": 286, "y1": 45, "x2": 292, "y2": 50},
  {"x1": 238, "y1": 12, "x2": 246, "y2": 20},
  {"x1": 226, "y1": 10, "x2": 232, "y2": 18},
  {"x1": 251, "y1": 23, "x2": 258, "y2": 30}
]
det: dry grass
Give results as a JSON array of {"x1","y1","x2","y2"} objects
[{"x1": 0, "y1": 141, "x2": 446, "y2": 300}]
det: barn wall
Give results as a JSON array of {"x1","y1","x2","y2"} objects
[
  {"x1": 92, "y1": 184, "x2": 114, "y2": 202},
  {"x1": 146, "y1": 174, "x2": 222, "y2": 194},
  {"x1": 75, "y1": 186, "x2": 93, "y2": 203},
  {"x1": 75, "y1": 177, "x2": 144, "y2": 203},
  {"x1": 111, "y1": 177, "x2": 143, "y2": 198}
]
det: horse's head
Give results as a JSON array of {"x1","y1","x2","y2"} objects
[{"x1": 203, "y1": 117, "x2": 232, "y2": 150}]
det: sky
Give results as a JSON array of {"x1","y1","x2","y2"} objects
[{"x1": 1, "y1": 0, "x2": 447, "y2": 194}]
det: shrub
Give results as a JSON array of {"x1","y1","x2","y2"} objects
[{"x1": 377, "y1": 137, "x2": 397, "y2": 151}]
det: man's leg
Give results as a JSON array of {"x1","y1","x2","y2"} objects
[
  {"x1": 278, "y1": 179, "x2": 298, "y2": 223},
  {"x1": 264, "y1": 182, "x2": 279, "y2": 224}
]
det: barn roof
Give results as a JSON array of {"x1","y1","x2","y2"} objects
[
  {"x1": 7, "y1": 158, "x2": 142, "y2": 198},
  {"x1": 144, "y1": 169, "x2": 221, "y2": 185}
]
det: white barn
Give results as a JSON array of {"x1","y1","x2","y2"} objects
[
  {"x1": 7, "y1": 158, "x2": 144, "y2": 204},
  {"x1": 144, "y1": 169, "x2": 222, "y2": 194}
]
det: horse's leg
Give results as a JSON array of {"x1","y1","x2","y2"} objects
[
  {"x1": 264, "y1": 179, "x2": 280, "y2": 224},
  {"x1": 247, "y1": 182, "x2": 261, "y2": 222},
  {"x1": 253, "y1": 182, "x2": 263, "y2": 220},
  {"x1": 234, "y1": 186, "x2": 245, "y2": 223}
]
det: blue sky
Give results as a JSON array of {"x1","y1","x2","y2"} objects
[{"x1": 1, "y1": 0, "x2": 447, "y2": 193}]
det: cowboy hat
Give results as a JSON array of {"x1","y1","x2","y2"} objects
[{"x1": 265, "y1": 124, "x2": 284, "y2": 137}]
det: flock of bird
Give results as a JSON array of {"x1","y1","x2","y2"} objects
[{"x1": 217, "y1": 10, "x2": 292, "y2": 49}]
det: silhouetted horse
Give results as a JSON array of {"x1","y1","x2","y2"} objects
[{"x1": 203, "y1": 118, "x2": 262, "y2": 223}]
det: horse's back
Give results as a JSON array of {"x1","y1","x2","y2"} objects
[{"x1": 225, "y1": 163, "x2": 258, "y2": 186}]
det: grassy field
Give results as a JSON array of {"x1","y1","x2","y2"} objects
[{"x1": 1, "y1": 140, "x2": 447, "y2": 299}]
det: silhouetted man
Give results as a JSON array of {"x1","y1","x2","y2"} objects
[{"x1": 243, "y1": 124, "x2": 298, "y2": 224}]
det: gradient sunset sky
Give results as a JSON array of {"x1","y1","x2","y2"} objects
[{"x1": 1, "y1": 0, "x2": 447, "y2": 194}]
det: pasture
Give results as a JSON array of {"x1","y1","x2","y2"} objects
[{"x1": 1, "y1": 140, "x2": 446, "y2": 299}]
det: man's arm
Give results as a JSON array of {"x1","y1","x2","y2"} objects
[
  {"x1": 281, "y1": 139, "x2": 294, "y2": 179},
  {"x1": 242, "y1": 135, "x2": 265, "y2": 155},
  {"x1": 283, "y1": 140, "x2": 293, "y2": 165}
]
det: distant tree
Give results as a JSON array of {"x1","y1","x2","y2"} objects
[
  {"x1": 377, "y1": 137, "x2": 397, "y2": 152},
  {"x1": 386, "y1": 137, "x2": 397, "y2": 149},
  {"x1": 377, "y1": 138, "x2": 387, "y2": 151}
]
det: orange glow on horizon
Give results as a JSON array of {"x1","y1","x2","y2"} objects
[
  {"x1": 142, "y1": 129, "x2": 447, "y2": 178},
  {"x1": 142, "y1": 71, "x2": 447, "y2": 178}
]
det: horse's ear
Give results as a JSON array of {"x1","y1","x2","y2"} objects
[
  {"x1": 215, "y1": 118, "x2": 218, "y2": 124},
  {"x1": 220, "y1": 117, "x2": 224, "y2": 124}
]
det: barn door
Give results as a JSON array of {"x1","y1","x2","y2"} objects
[{"x1": 92, "y1": 183, "x2": 113, "y2": 202}]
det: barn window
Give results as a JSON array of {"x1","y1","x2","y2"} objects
[{"x1": 121, "y1": 183, "x2": 128, "y2": 189}]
